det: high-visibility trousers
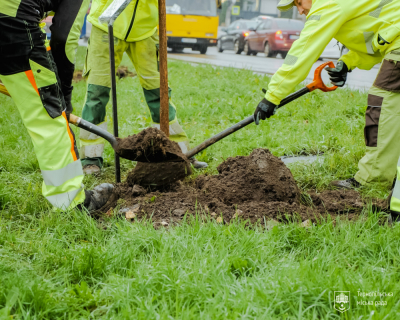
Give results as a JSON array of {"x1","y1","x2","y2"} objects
[
  {"x1": 391, "y1": 156, "x2": 400, "y2": 213},
  {"x1": 0, "y1": 17, "x2": 85, "y2": 210},
  {"x1": 355, "y1": 50, "x2": 400, "y2": 186},
  {"x1": 80, "y1": 26, "x2": 190, "y2": 168}
]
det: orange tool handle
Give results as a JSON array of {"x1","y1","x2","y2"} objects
[
  {"x1": 306, "y1": 61, "x2": 338, "y2": 92},
  {"x1": 277, "y1": 61, "x2": 338, "y2": 109}
]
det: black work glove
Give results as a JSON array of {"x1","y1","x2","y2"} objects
[
  {"x1": 325, "y1": 61, "x2": 350, "y2": 87},
  {"x1": 253, "y1": 98, "x2": 277, "y2": 125},
  {"x1": 62, "y1": 84, "x2": 73, "y2": 119}
]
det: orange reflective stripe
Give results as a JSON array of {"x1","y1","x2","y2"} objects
[
  {"x1": 62, "y1": 112, "x2": 78, "y2": 161},
  {"x1": 46, "y1": 46, "x2": 51, "y2": 51},
  {"x1": 25, "y1": 70, "x2": 39, "y2": 95}
]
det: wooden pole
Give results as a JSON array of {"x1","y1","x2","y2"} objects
[{"x1": 158, "y1": 0, "x2": 169, "y2": 137}]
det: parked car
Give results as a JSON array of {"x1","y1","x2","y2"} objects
[
  {"x1": 251, "y1": 15, "x2": 273, "y2": 22},
  {"x1": 244, "y1": 18, "x2": 304, "y2": 58},
  {"x1": 218, "y1": 19, "x2": 259, "y2": 54}
]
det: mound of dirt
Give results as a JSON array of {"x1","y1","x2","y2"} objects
[
  {"x1": 115, "y1": 127, "x2": 187, "y2": 163},
  {"x1": 99, "y1": 149, "x2": 369, "y2": 226},
  {"x1": 196, "y1": 149, "x2": 300, "y2": 205}
]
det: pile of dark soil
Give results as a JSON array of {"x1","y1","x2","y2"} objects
[
  {"x1": 100, "y1": 149, "x2": 376, "y2": 226},
  {"x1": 115, "y1": 127, "x2": 187, "y2": 163}
]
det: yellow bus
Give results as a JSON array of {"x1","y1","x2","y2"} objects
[{"x1": 166, "y1": 0, "x2": 219, "y2": 54}]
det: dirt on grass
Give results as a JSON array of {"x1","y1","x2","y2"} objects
[
  {"x1": 116, "y1": 66, "x2": 137, "y2": 79},
  {"x1": 99, "y1": 149, "x2": 381, "y2": 227},
  {"x1": 73, "y1": 70, "x2": 83, "y2": 82},
  {"x1": 73, "y1": 66, "x2": 136, "y2": 83}
]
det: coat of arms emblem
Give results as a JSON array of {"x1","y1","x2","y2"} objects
[{"x1": 334, "y1": 291, "x2": 350, "y2": 313}]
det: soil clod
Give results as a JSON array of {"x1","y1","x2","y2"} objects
[{"x1": 115, "y1": 127, "x2": 187, "y2": 163}]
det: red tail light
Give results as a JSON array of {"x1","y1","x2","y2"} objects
[
  {"x1": 275, "y1": 30, "x2": 283, "y2": 40},
  {"x1": 243, "y1": 31, "x2": 250, "y2": 37}
]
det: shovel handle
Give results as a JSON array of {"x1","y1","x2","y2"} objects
[
  {"x1": 185, "y1": 115, "x2": 254, "y2": 159},
  {"x1": 69, "y1": 114, "x2": 118, "y2": 149},
  {"x1": 306, "y1": 61, "x2": 338, "y2": 92},
  {"x1": 278, "y1": 61, "x2": 338, "y2": 109},
  {"x1": 186, "y1": 61, "x2": 338, "y2": 159}
]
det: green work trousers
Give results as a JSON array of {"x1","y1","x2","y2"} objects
[
  {"x1": 80, "y1": 26, "x2": 190, "y2": 168},
  {"x1": 0, "y1": 17, "x2": 85, "y2": 210},
  {"x1": 355, "y1": 51, "x2": 400, "y2": 186},
  {"x1": 391, "y1": 157, "x2": 400, "y2": 213}
]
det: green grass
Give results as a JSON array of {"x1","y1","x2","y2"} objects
[{"x1": 0, "y1": 46, "x2": 397, "y2": 318}]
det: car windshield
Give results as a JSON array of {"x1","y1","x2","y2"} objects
[
  {"x1": 166, "y1": 0, "x2": 217, "y2": 16},
  {"x1": 275, "y1": 19, "x2": 304, "y2": 30},
  {"x1": 244, "y1": 21, "x2": 259, "y2": 29}
]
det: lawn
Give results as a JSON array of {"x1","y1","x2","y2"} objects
[{"x1": 0, "y1": 47, "x2": 398, "y2": 319}]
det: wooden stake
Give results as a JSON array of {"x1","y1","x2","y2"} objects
[{"x1": 158, "y1": 0, "x2": 169, "y2": 137}]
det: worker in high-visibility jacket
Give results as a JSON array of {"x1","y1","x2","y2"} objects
[
  {"x1": 79, "y1": 0, "x2": 208, "y2": 175},
  {"x1": 255, "y1": 0, "x2": 400, "y2": 192},
  {"x1": 0, "y1": 0, "x2": 114, "y2": 211}
]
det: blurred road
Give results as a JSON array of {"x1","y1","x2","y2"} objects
[{"x1": 169, "y1": 47, "x2": 379, "y2": 91}]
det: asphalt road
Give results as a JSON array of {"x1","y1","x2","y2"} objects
[{"x1": 169, "y1": 47, "x2": 380, "y2": 91}]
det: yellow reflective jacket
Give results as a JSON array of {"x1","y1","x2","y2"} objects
[
  {"x1": 88, "y1": 0, "x2": 158, "y2": 42},
  {"x1": 266, "y1": 0, "x2": 400, "y2": 105}
]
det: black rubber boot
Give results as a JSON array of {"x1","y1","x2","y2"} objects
[
  {"x1": 330, "y1": 177, "x2": 361, "y2": 190},
  {"x1": 83, "y1": 164, "x2": 101, "y2": 175},
  {"x1": 190, "y1": 157, "x2": 208, "y2": 169},
  {"x1": 82, "y1": 183, "x2": 114, "y2": 212}
]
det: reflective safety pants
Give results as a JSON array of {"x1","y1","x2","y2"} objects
[
  {"x1": 355, "y1": 51, "x2": 400, "y2": 186},
  {"x1": 391, "y1": 157, "x2": 400, "y2": 213},
  {"x1": 0, "y1": 17, "x2": 85, "y2": 210},
  {"x1": 80, "y1": 26, "x2": 190, "y2": 168}
]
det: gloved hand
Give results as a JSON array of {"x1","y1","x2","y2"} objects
[
  {"x1": 253, "y1": 98, "x2": 277, "y2": 125},
  {"x1": 325, "y1": 61, "x2": 349, "y2": 87},
  {"x1": 62, "y1": 84, "x2": 73, "y2": 120},
  {"x1": 64, "y1": 93, "x2": 73, "y2": 116}
]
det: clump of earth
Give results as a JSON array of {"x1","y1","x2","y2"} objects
[
  {"x1": 98, "y1": 149, "x2": 379, "y2": 226},
  {"x1": 115, "y1": 127, "x2": 187, "y2": 163}
]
